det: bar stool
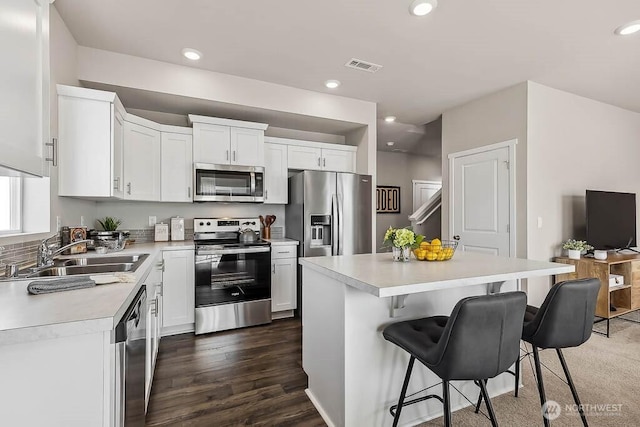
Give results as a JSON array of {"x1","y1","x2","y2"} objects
[
  {"x1": 475, "y1": 278, "x2": 600, "y2": 426},
  {"x1": 383, "y1": 291, "x2": 527, "y2": 427}
]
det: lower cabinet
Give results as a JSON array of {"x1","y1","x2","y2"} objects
[
  {"x1": 271, "y1": 244, "x2": 298, "y2": 314},
  {"x1": 161, "y1": 249, "x2": 195, "y2": 335},
  {"x1": 145, "y1": 253, "x2": 164, "y2": 411}
]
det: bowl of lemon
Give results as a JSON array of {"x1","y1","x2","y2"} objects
[{"x1": 413, "y1": 238, "x2": 458, "y2": 261}]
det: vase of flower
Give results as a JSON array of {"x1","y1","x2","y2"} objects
[{"x1": 383, "y1": 227, "x2": 424, "y2": 262}]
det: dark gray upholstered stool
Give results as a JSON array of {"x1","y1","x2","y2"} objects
[
  {"x1": 475, "y1": 278, "x2": 600, "y2": 427},
  {"x1": 383, "y1": 291, "x2": 527, "y2": 427}
]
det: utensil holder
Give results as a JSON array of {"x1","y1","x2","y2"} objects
[{"x1": 262, "y1": 226, "x2": 271, "y2": 240}]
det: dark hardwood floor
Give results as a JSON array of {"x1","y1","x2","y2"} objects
[{"x1": 145, "y1": 318, "x2": 326, "y2": 426}]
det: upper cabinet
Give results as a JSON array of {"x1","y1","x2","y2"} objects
[
  {"x1": 189, "y1": 115, "x2": 268, "y2": 167},
  {"x1": 161, "y1": 129, "x2": 193, "y2": 203},
  {"x1": 58, "y1": 85, "x2": 126, "y2": 198},
  {"x1": 0, "y1": 0, "x2": 50, "y2": 177},
  {"x1": 123, "y1": 116, "x2": 161, "y2": 201},
  {"x1": 273, "y1": 137, "x2": 357, "y2": 173},
  {"x1": 264, "y1": 143, "x2": 288, "y2": 204}
]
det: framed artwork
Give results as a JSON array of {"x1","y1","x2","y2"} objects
[{"x1": 376, "y1": 186, "x2": 401, "y2": 213}]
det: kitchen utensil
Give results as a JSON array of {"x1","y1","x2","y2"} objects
[
  {"x1": 259, "y1": 215, "x2": 265, "y2": 228},
  {"x1": 239, "y1": 227, "x2": 259, "y2": 243}
]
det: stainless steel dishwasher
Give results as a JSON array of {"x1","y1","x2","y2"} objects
[{"x1": 115, "y1": 286, "x2": 147, "y2": 427}]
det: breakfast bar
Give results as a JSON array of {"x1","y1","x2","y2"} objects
[{"x1": 299, "y1": 251, "x2": 574, "y2": 427}]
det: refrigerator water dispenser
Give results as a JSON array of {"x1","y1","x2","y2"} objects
[{"x1": 310, "y1": 215, "x2": 332, "y2": 247}]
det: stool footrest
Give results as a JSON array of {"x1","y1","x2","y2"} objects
[{"x1": 390, "y1": 394, "x2": 444, "y2": 417}]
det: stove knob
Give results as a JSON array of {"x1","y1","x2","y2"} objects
[
  {"x1": 206, "y1": 222, "x2": 211, "y2": 226},
  {"x1": 199, "y1": 221, "x2": 204, "y2": 226}
]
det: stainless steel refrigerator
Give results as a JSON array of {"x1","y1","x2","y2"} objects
[{"x1": 286, "y1": 171, "x2": 372, "y2": 314}]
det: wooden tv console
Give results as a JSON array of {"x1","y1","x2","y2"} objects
[{"x1": 555, "y1": 253, "x2": 640, "y2": 337}]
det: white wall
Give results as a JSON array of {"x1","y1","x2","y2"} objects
[
  {"x1": 441, "y1": 82, "x2": 528, "y2": 260},
  {"x1": 526, "y1": 82, "x2": 640, "y2": 303},
  {"x1": 376, "y1": 152, "x2": 441, "y2": 250}
]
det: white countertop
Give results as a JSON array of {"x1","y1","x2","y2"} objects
[
  {"x1": 0, "y1": 241, "x2": 194, "y2": 345},
  {"x1": 299, "y1": 252, "x2": 575, "y2": 297},
  {"x1": 263, "y1": 238, "x2": 299, "y2": 246}
]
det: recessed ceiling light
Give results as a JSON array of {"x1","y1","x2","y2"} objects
[
  {"x1": 384, "y1": 116, "x2": 396, "y2": 123},
  {"x1": 386, "y1": 141, "x2": 395, "y2": 146},
  {"x1": 615, "y1": 20, "x2": 640, "y2": 36},
  {"x1": 182, "y1": 48, "x2": 202, "y2": 61},
  {"x1": 409, "y1": 0, "x2": 437, "y2": 17},
  {"x1": 325, "y1": 80, "x2": 341, "y2": 89}
]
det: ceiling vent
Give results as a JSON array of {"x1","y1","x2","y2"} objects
[{"x1": 345, "y1": 58, "x2": 383, "y2": 73}]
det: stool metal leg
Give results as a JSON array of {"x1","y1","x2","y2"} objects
[
  {"x1": 556, "y1": 349, "x2": 588, "y2": 427},
  {"x1": 392, "y1": 356, "x2": 415, "y2": 427},
  {"x1": 478, "y1": 379, "x2": 498, "y2": 427},
  {"x1": 514, "y1": 355, "x2": 520, "y2": 397},
  {"x1": 474, "y1": 380, "x2": 483, "y2": 414},
  {"x1": 442, "y1": 380, "x2": 452, "y2": 427},
  {"x1": 532, "y1": 347, "x2": 551, "y2": 427}
]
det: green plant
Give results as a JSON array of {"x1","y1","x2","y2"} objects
[
  {"x1": 562, "y1": 239, "x2": 593, "y2": 251},
  {"x1": 382, "y1": 226, "x2": 424, "y2": 249},
  {"x1": 97, "y1": 216, "x2": 122, "y2": 231}
]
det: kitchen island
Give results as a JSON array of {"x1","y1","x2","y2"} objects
[{"x1": 299, "y1": 251, "x2": 574, "y2": 427}]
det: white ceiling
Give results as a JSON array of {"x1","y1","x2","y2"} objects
[{"x1": 55, "y1": 0, "x2": 640, "y2": 147}]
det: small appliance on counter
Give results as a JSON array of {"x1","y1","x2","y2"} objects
[
  {"x1": 170, "y1": 216, "x2": 185, "y2": 241},
  {"x1": 155, "y1": 223, "x2": 169, "y2": 241}
]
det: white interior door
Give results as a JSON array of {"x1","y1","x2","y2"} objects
[
  {"x1": 450, "y1": 144, "x2": 513, "y2": 256},
  {"x1": 412, "y1": 181, "x2": 441, "y2": 212}
]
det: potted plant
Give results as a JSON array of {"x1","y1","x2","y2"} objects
[
  {"x1": 382, "y1": 227, "x2": 424, "y2": 262},
  {"x1": 97, "y1": 216, "x2": 122, "y2": 231},
  {"x1": 562, "y1": 239, "x2": 593, "y2": 260}
]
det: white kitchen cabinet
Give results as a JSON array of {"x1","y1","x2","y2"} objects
[
  {"x1": 287, "y1": 145, "x2": 323, "y2": 170},
  {"x1": 145, "y1": 253, "x2": 164, "y2": 409},
  {"x1": 162, "y1": 249, "x2": 195, "y2": 335},
  {"x1": 322, "y1": 148, "x2": 356, "y2": 173},
  {"x1": 161, "y1": 130, "x2": 193, "y2": 202},
  {"x1": 264, "y1": 143, "x2": 288, "y2": 204},
  {"x1": 58, "y1": 85, "x2": 126, "y2": 197},
  {"x1": 123, "y1": 119, "x2": 161, "y2": 201},
  {"x1": 189, "y1": 115, "x2": 268, "y2": 167},
  {"x1": 280, "y1": 138, "x2": 357, "y2": 173},
  {"x1": 0, "y1": 0, "x2": 49, "y2": 177},
  {"x1": 271, "y1": 244, "x2": 298, "y2": 313}
]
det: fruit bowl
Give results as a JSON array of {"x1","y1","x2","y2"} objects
[{"x1": 413, "y1": 239, "x2": 459, "y2": 261}]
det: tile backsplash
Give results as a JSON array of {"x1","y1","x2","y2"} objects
[{"x1": 0, "y1": 228, "x2": 194, "y2": 272}]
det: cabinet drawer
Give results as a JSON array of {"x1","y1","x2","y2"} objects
[{"x1": 271, "y1": 246, "x2": 297, "y2": 259}]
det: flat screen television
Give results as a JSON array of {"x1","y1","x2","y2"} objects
[{"x1": 586, "y1": 190, "x2": 637, "y2": 250}]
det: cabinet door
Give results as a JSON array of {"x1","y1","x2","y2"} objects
[
  {"x1": 0, "y1": 0, "x2": 48, "y2": 177},
  {"x1": 161, "y1": 132, "x2": 193, "y2": 202},
  {"x1": 112, "y1": 108, "x2": 125, "y2": 198},
  {"x1": 264, "y1": 143, "x2": 288, "y2": 204},
  {"x1": 287, "y1": 145, "x2": 322, "y2": 170},
  {"x1": 230, "y1": 127, "x2": 264, "y2": 166},
  {"x1": 162, "y1": 250, "x2": 195, "y2": 331},
  {"x1": 145, "y1": 287, "x2": 156, "y2": 410},
  {"x1": 272, "y1": 257, "x2": 297, "y2": 312},
  {"x1": 322, "y1": 148, "x2": 355, "y2": 173},
  {"x1": 193, "y1": 123, "x2": 230, "y2": 164},
  {"x1": 123, "y1": 121, "x2": 161, "y2": 201},
  {"x1": 154, "y1": 283, "x2": 162, "y2": 365}
]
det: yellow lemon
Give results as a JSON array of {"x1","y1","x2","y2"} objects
[
  {"x1": 431, "y1": 238, "x2": 442, "y2": 252},
  {"x1": 426, "y1": 253, "x2": 437, "y2": 261}
]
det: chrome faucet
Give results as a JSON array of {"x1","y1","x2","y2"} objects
[{"x1": 37, "y1": 235, "x2": 94, "y2": 267}]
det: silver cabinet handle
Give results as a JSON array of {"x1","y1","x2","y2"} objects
[
  {"x1": 226, "y1": 150, "x2": 229, "y2": 161},
  {"x1": 156, "y1": 260, "x2": 165, "y2": 272},
  {"x1": 45, "y1": 138, "x2": 57, "y2": 166},
  {"x1": 127, "y1": 182, "x2": 131, "y2": 195},
  {"x1": 233, "y1": 151, "x2": 236, "y2": 162},
  {"x1": 272, "y1": 264, "x2": 276, "y2": 274},
  {"x1": 323, "y1": 158, "x2": 326, "y2": 167},
  {"x1": 317, "y1": 157, "x2": 321, "y2": 166},
  {"x1": 188, "y1": 187, "x2": 191, "y2": 198},
  {"x1": 265, "y1": 190, "x2": 268, "y2": 200},
  {"x1": 150, "y1": 298, "x2": 157, "y2": 315},
  {"x1": 113, "y1": 177, "x2": 120, "y2": 191}
]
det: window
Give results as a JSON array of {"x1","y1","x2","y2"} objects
[{"x1": 0, "y1": 177, "x2": 21, "y2": 234}]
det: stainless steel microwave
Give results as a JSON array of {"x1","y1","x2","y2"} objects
[{"x1": 193, "y1": 163, "x2": 264, "y2": 202}]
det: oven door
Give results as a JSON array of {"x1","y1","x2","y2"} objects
[
  {"x1": 195, "y1": 246, "x2": 271, "y2": 307},
  {"x1": 193, "y1": 163, "x2": 264, "y2": 202}
]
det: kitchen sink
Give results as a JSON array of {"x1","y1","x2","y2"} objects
[{"x1": 16, "y1": 254, "x2": 150, "y2": 278}]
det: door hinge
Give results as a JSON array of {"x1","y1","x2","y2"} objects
[{"x1": 504, "y1": 160, "x2": 510, "y2": 170}]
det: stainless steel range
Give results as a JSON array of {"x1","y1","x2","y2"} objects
[{"x1": 194, "y1": 218, "x2": 271, "y2": 334}]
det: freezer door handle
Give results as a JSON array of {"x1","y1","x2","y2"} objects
[
  {"x1": 336, "y1": 193, "x2": 343, "y2": 255},
  {"x1": 331, "y1": 194, "x2": 339, "y2": 256}
]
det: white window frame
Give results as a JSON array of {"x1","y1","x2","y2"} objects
[{"x1": 0, "y1": 177, "x2": 22, "y2": 235}]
